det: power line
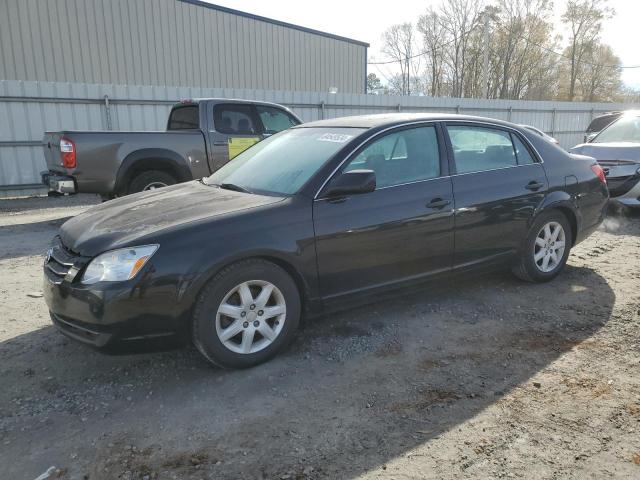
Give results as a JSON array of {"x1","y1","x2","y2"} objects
[{"x1": 367, "y1": 30, "x2": 468, "y2": 65}]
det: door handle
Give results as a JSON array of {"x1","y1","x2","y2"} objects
[
  {"x1": 426, "y1": 198, "x2": 451, "y2": 209},
  {"x1": 213, "y1": 141, "x2": 227, "y2": 146},
  {"x1": 525, "y1": 181, "x2": 544, "y2": 191}
]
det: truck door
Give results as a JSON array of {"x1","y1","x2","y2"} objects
[{"x1": 207, "y1": 104, "x2": 263, "y2": 173}]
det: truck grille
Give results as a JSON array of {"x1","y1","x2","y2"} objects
[{"x1": 44, "y1": 237, "x2": 87, "y2": 283}]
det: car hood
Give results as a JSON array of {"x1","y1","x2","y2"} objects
[
  {"x1": 60, "y1": 181, "x2": 284, "y2": 256},
  {"x1": 570, "y1": 143, "x2": 640, "y2": 164}
]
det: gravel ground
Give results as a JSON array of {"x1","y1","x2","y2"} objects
[{"x1": 0, "y1": 195, "x2": 639, "y2": 480}]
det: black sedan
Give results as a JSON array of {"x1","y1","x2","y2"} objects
[{"x1": 44, "y1": 114, "x2": 609, "y2": 368}]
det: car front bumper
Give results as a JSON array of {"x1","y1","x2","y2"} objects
[
  {"x1": 43, "y1": 239, "x2": 188, "y2": 349},
  {"x1": 41, "y1": 171, "x2": 76, "y2": 194}
]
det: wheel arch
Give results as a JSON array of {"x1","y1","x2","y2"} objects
[
  {"x1": 186, "y1": 253, "x2": 315, "y2": 320},
  {"x1": 535, "y1": 192, "x2": 579, "y2": 246},
  {"x1": 553, "y1": 206, "x2": 578, "y2": 246},
  {"x1": 115, "y1": 149, "x2": 192, "y2": 194}
]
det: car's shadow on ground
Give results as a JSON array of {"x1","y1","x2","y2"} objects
[{"x1": 0, "y1": 265, "x2": 615, "y2": 479}]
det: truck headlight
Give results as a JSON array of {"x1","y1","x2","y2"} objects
[{"x1": 81, "y1": 245, "x2": 159, "y2": 285}]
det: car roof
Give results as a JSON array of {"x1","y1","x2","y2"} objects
[{"x1": 297, "y1": 113, "x2": 523, "y2": 130}]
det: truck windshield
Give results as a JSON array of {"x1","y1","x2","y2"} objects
[
  {"x1": 204, "y1": 127, "x2": 365, "y2": 195},
  {"x1": 593, "y1": 115, "x2": 640, "y2": 143}
]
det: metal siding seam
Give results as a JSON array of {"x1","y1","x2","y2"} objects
[
  {"x1": 7, "y1": 1, "x2": 25, "y2": 80},
  {"x1": 17, "y1": 0, "x2": 36, "y2": 80},
  {"x1": 29, "y1": 0, "x2": 47, "y2": 81}
]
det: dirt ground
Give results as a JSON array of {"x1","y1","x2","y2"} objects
[{"x1": 0, "y1": 194, "x2": 638, "y2": 480}]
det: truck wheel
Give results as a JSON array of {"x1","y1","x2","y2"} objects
[{"x1": 128, "y1": 170, "x2": 177, "y2": 194}]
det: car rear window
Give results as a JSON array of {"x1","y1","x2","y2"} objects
[
  {"x1": 167, "y1": 105, "x2": 199, "y2": 130},
  {"x1": 592, "y1": 115, "x2": 640, "y2": 143},
  {"x1": 587, "y1": 114, "x2": 619, "y2": 133}
]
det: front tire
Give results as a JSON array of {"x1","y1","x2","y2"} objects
[
  {"x1": 512, "y1": 210, "x2": 572, "y2": 282},
  {"x1": 192, "y1": 259, "x2": 301, "y2": 368}
]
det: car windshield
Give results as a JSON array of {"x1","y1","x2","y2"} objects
[
  {"x1": 593, "y1": 115, "x2": 640, "y2": 143},
  {"x1": 204, "y1": 127, "x2": 364, "y2": 195}
]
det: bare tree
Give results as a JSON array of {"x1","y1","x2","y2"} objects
[
  {"x1": 381, "y1": 23, "x2": 416, "y2": 95},
  {"x1": 579, "y1": 44, "x2": 622, "y2": 101},
  {"x1": 374, "y1": 0, "x2": 629, "y2": 102},
  {"x1": 562, "y1": 0, "x2": 614, "y2": 101},
  {"x1": 417, "y1": 8, "x2": 448, "y2": 97},
  {"x1": 491, "y1": 0, "x2": 558, "y2": 100},
  {"x1": 439, "y1": 0, "x2": 484, "y2": 97}
]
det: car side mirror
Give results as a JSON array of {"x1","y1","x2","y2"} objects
[{"x1": 323, "y1": 169, "x2": 376, "y2": 198}]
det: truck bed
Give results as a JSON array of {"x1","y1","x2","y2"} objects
[{"x1": 42, "y1": 130, "x2": 208, "y2": 194}]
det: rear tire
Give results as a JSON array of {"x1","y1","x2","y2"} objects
[
  {"x1": 192, "y1": 259, "x2": 301, "y2": 369},
  {"x1": 128, "y1": 170, "x2": 177, "y2": 194},
  {"x1": 512, "y1": 210, "x2": 572, "y2": 283}
]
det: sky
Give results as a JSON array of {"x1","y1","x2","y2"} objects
[{"x1": 208, "y1": 0, "x2": 640, "y2": 89}]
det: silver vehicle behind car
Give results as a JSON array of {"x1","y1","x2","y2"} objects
[{"x1": 570, "y1": 111, "x2": 640, "y2": 208}]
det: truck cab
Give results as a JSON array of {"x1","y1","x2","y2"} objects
[{"x1": 42, "y1": 98, "x2": 301, "y2": 198}]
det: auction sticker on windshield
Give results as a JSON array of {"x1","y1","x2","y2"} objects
[{"x1": 316, "y1": 133, "x2": 354, "y2": 143}]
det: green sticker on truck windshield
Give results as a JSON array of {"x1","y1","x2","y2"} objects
[{"x1": 228, "y1": 137, "x2": 260, "y2": 159}]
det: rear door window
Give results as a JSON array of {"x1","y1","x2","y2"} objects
[
  {"x1": 511, "y1": 135, "x2": 536, "y2": 165},
  {"x1": 214, "y1": 105, "x2": 258, "y2": 134},
  {"x1": 256, "y1": 106, "x2": 299, "y2": 134},
  {"x1": 167, "y1": 105, "x2": 199, "y2": 130},
  {"x1": 447, "y1": 125, "x2": 517, "y2": 174}
]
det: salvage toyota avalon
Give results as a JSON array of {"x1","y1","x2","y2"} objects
[{"x1": 44, "y1": 114, "x2": 609, "y2": 368}]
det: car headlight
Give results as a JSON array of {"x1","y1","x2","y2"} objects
[{"x1": 81, "y1": 245, "x2": 159, "y2": 285}]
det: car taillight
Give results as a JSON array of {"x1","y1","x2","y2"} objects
[
  {"x1": 60, "y1": 137, "x2": 76, "y2": 168},
  {"x1": 591, "y1": 164, "x2": 606, "y2": 185}
]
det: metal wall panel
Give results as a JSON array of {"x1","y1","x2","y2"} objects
[
  {"x1": 0, "y1": 0, "x2": 367, "y2": 94},
  {"x1": 1, "y1": 79, "x2": 639, "y2": 197}
]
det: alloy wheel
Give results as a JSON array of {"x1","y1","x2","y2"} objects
[
  {"x1": 143, "y1": 181, "x2": 168, "y2": 190},
  {"x1": 533, "y1": 221, "x2": 566, "y2": 273},
  {"x1": 215, "y1": 280, "x2": 286, "y2": 354}
]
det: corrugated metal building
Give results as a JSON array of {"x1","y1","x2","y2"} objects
[{"x1": 0, "y1": 0, "x2": 369, "y2": 93}]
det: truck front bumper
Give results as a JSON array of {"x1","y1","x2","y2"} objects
[{"x1": 41, "y1": 171, "x2": 76, "y2": 194}]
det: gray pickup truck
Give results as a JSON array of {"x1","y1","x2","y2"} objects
[{"x1": 42, "y1": 98, "x2": 301, "y2": 198}]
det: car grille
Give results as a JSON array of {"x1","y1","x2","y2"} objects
[{"x1": 44, "y1": 237, "x2": 87, "y2": 284}]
